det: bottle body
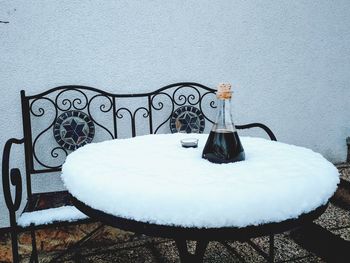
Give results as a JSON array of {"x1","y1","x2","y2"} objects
[
  {"x1": 202, "y1": 129, "x2": 245, "y2": 163},
  {"x1": 202, "y1": 84, "x2": 245, "y2": 164}
]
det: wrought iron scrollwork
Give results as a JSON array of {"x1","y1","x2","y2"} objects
[
  {"x1": 172, "y1": 85, "x2": 201, "y2": 106},
  {"x1": 116, "y1": 107, "x2": 133, "y2": 120},
  {"x1": 26, "y1": 83, "x2": 217, "y2": 171},
  {"x1": 87, "y1": 94, "x2": 114, "y2": 139},
  {"x1": 151, "y1": 84, "x2": 216, "y2": 133},
  {"x1": 51, "y1": 146, "x2": 68, "y2": 158},
  {"x1": 199, "y1": 91, "x2": 217, "y2": 124},
  {"x1": 116, "y1": 107, "x2": 150, "y2": 137},
  {"x1": 30, "y1": 97, "x2": 57, "y2": 117},
  {"x1": 134, "y1": 107, "x2": 150, "y2": 119},
  {"x1": 30, "y1": 97, "x2": 61, "y2": 169},
  {"x1": 2, "y1": 138, "x2": 24, "y2": 213},
  {"x1": 151, "y1": 92, "x2": 174, "y2": 134},
  {"x1": 30, "y1": 87, "x2": 116, "y2": 170},
  {"x1": 55, "y1": 88, "x2": 88, "y2": 111}
]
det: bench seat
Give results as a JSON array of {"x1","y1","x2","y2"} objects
[{"x1": 17, "y1": 191, "x2": 87, "y2": 227}]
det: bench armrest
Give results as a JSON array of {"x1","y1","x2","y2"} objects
[
  {"x1": 236, "y1": 123, "x2": 277, "y2": 141},
  {"x1": 2, "y1": 138, "x2": 24, "y2": 213}
]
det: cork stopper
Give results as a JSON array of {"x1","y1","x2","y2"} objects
[{"x1": 217, "y1": 83, "x2": 232, "y2": 99}]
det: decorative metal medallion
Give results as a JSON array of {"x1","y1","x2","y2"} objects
[
  {"x1": 170, "y1": 106, "x2": 205, "y2": 133},
  {"x1": 53, "y1": 111, "x2": 95, "y2": 150}
]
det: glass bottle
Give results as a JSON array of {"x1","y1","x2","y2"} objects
[{"x1": 202, "y1": 83, "x2": 245, "y2": 163}]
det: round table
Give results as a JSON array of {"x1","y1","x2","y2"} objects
[{"x1": 62, "y1": 133, "x2": 339, "y2": 262}]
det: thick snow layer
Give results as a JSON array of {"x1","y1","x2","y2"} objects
[
  {"x1": 18, "y1": 206, "x2": 87, "y2": 227},
  {"x1": 61, "y1": 134, "x2": 339, "y2": 228}
]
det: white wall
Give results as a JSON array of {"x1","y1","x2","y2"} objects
[{"x1": 0, "y1": 0, "x2": 349, "y2": 228}]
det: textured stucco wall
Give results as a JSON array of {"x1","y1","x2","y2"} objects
[{"x1": 1, "y1": 0, "x2": 350, "y2": 227}]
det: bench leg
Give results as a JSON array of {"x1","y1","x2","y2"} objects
[
  {"x1": 29, "y1": 229, "x2": 39, "y2": 263},
  {"x1": 11, "y1": 228, "x2": 19, "y2": 263},
  {"x1": 174, "y1": 239, "x2": 209, "y2": 263}
]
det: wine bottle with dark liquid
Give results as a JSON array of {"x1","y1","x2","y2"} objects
[{"x1": 202, "y1": 83, "x2": 245, "y2": 164}]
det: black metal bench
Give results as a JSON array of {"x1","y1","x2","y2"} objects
[{"x1": 2, "y1": 82, "x2": 276, "y2": 262}]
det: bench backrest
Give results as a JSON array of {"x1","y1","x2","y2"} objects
[{"x1": 21, "y1": 82, "x2": 217, "y2": 196}]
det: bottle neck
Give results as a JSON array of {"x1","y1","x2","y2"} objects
[{"x1": 212, "y1": 98, "x2": 236, "y2": 132}]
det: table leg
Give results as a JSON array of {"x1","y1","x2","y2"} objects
[
  {"x1": 269, "y1": 234, "x2": 275, "y2": 263},
  {"x1": 174, "y1": 239, "x2": 209, "y2": 263}
]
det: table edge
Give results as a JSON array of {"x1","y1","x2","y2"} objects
[{"x1": 71, "y1": 195, "x2": 328, "y2": 241}]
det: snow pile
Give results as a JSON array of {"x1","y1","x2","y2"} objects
[
  {"x1": 61, "y1": 133, "x2": 339, "y2": 228},
  {"x1": 18, "y1": 206, "x2": 87, "y2": 227}
]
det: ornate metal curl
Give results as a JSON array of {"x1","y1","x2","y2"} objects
[
  {"x1": 2, "y1": 138, "x2": 24, "y2": 213},
  {"x1": 133, "y1": 107, "x2": 150, "y2": 119},
  {"x1": 87, "y1": 94, "x2": 114, "y2": 139},
  {"x1": 116, "y1": 107, "x2": 150, "y2": 137},
  {"x1": 51, "y1": 146, "x2": 68, "y2": 159},
  {"x1": 116, "y1": 107, "x2": 132, "y2": 120},
  {"x1": 172, "y1": 85, "x2": 201, "y2": 106},
  {"x1": 31, "y1": 97, "x2": 61, "y2": 169},
  {"x1": 55, "y1": 88, "x2": 88, "y2": 111},
  {"x1": 30, "y1": 97, "x2": 56, "y2": 117},
  {"x1": 150, "y1": 92, "x2": 174, "y2": 134},
  {"x1": 199, "y1": 91, "x2": 217, "y2": 124}
]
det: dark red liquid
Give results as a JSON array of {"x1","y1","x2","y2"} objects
[{"x1": 202, "y1": 130, "x2": 245, "y2": 163}]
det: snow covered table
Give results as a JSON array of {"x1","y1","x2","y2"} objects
[{"x1": 61, "y1": 133, "x2": 339, "y2": 262}]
